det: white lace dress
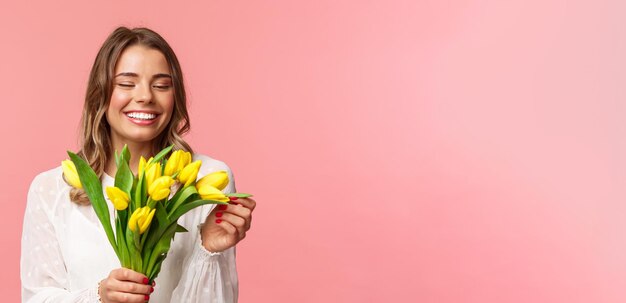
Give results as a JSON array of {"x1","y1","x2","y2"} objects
[{"x1": 21, "y1": 154, "x2": 239, "y2": 303}]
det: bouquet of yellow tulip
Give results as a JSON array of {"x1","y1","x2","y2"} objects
[{"x1": 63, "y1": 145, "x2": 252, "y2": 281}]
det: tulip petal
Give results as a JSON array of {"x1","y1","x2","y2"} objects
[
  {"x1": 178, "y1": 160, "x2": 202, "y2": 187},
  {"x1": 148, "y1": 176, "x2": 175, "y2": 200},
  {"x1": 62, "y1": 160, "x2": 82, "y2": 189},
  {"x1": 164, "y1": 150, "x2": 181, "y2": 176},
  {"x1": 197, "y1": 185, "x2": 229, "y2": 202},
  {"x1": 197, "y1": 171, "x2": 229, "y2": 191},
  {"x1": 105, "y1": 186, "x2": 130, "y2": 210}
]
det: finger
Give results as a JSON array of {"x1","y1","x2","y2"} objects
[
  {"x1": 217, "y1": 204, "x2": 251, "y2": 220},
  {"x1": 108, "y1": 279, "x2": 153, "y2": 295},
  {"x1": 219, "y1": 212, "x2": 247, "y2": 237},
  {"x1": 107, "y1": 290, "x2": 150, "y2": 303},
  {"x1": 215, "y1": 217, "x2": 238, "y2": 235},
  {"x1": 111, "y1": 268, "x2": 150, "y2": 285},
  {"x1": 230, "y1": 197, "x2": 256, "y2": 211}
]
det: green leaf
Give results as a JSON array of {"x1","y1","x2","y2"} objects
[
  {"x1": 68, "y1": 151, "x2": 118, "y2": 257},
  {"x1": 167, "y1": 185, "x2": 198, "y2": 214},
  {"x1": 133, "y1": 224, "x2": 142, "y2": 252},
  {"x1": 148, "y1": 252, "x2": 167, "y2": 281},
  {"x1": 155, "y1": 203, "x2": 169, "y2": 228},
  {"x1": 121, "y1": 145, "x2": 131, "y2": 165},
  {"x1": 151, "y1": 144, "x2": 174, "y2": 164},
  {"x1": 118, "y1": 209, "x2": 128, "y2": 241},
  {"x1": 114, "y1": 160, "x2": 134, "y2": 196},
  {"x1": 116, "y1": 216, "x2": 130, "y2": 268},
  {"x1": 134, "y1": 172, "x2": 144, "y2": 211},
  {"x1": 143, "y1": 203, "x2": 171, "y2": 253},
  {"x1": 168, "y1": 199, "x2": 226, "y2": 223},
  {"x1": 176, "y1": 224, "x2": 188, "y2": 233},
  {"x1": 225, "y1": 193, "x2": 254, "y2": 198},
  {"x1": 145, "y1": 222, "x2": 177, "y2": 277},
  {"x1": 125, "y1": 227, "x2": 142, "y2": 272}
]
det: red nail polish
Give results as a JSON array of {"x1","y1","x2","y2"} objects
[
  {"x1": 145, "y1": 294, "x2": 150, "y2": 300},
  {"x1": 218, "y1": 205, "x2": 227, "y2": 210},
  {"x1": 151, "y1": 287, "x2": 154, "y2": 293},
  {"x1": 216, "y1": 212, "x2": 223, "y2": 217},
  {"x1": 229, "y1": 197, "x2": 239, "y2": 201},
  {"x1": 143, "y1": 277, "x2": 149, "y2": 284},
  {"x1": 216, "y1": 219, "x2": 222, "y2": 223}
]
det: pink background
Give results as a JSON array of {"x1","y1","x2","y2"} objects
[{"x1": 2, "y1": 0, "x2": 626, "y2": 302}]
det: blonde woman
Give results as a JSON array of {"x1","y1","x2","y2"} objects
[{"x1": 21, "y1": 27, "x2": 256, "y2": 303}]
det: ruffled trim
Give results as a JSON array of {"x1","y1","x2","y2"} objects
[{"x1": 194, "y1": 224, "x2": 223, "y2": 262}]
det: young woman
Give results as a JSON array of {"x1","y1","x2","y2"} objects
[{"x1": 21, "y1": 27, "x2": 256, "y2": 303}]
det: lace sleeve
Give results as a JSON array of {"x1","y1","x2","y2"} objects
[
  {"x1": 170, "y1": 162, "x2": 239, "y2": 303},
  {"x1": 21, "y1": 174, "x2": 100, "y2": 303}
]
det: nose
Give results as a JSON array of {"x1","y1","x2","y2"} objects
[{"x1": 135, "y1": 83, "x2": 153, "y2": 104}]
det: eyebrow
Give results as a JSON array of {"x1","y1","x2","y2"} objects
[{"x1": 115, "y1": 72, "x2": 172, "y2": 79}]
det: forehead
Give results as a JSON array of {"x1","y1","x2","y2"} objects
[{"x1": 114, "y1": 45, "x2": 170, "y2": 74}]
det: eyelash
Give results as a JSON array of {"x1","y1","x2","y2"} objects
[{"x1": 116, "y1": 83, "x2": 171, "y2": 89}]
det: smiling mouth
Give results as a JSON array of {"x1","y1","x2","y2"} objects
[{"x1": 125, "y1": 112, "x2": 158, "y2": 120}]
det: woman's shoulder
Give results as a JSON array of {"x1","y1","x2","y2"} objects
[
  {"x1": 29, "y1": 165, "x2": 65, "y2": 191},
  {"x1": 192, "y1": 153, "x2": 233, "y2": 175},
  {"x1": 26, "y1": 165, "x2": 68, "y2": 209}
]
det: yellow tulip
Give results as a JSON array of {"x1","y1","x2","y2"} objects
[
  {"x1": 196, "y1": 170, "x2": 229, "y2": 191},
  {"x1": 177, "y1": 160, "x2": 202, "y2": 187},
  {"x1": 61, "y1": 160, "x2": 82, "y2": 189},
  {"x1": 181, "y1": 151, "x2": 192, "y2": 169},
  {"x1": 164, "y1": 150, "x2": 192, "y2": 176},
  {"x1": 105, "y1": 186, "x2": 129, "y2": 210},
  {"x1": 128, "y1": 206, "x2": 156, "y2": 234},
  {"x1": 137, "y1": 156, "x2": 147, "y2": 177},
  {"x1": 148, "y1": 176, "x2": 175, "y2": 201},
  {"x1": 144, "y1": 161, "x2": 161, "y2": 189},
  {"x1": 196, "y1": 183, "x2": 229, "y2": 202}
]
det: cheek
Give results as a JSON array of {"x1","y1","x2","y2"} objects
[
  {"x1": 109, "y1": 90, "x2": 130, "y2": 109},
  {"x1": 162, "y1": 94, "x2": 175, "y2": 116}
]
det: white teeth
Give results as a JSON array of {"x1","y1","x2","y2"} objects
[{"x1": 126, "y1": 112, "x2": 156, "y2": 120}]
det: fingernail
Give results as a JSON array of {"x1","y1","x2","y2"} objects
[
  {"x1": 216, "y1": 212, "x2": 223, "y2": 217},
  {"x1": 229, "y1": 197, "x2": 239, "y2": 201},
  {"x1": 216, "y1": 219, "x2": 222, "y2": 223},
  {"x1": 145, "y1": 294, "x2": 150, "y2": 300},
  {"x1": 143, "y1": 277, "x2": 149, "y2": 284},
  {"x1": 151, "y1": 287, "x2": 154, "y2": 293},
  {"x1": 152, "y1": 281, "x2": 156, "y2": 286},
  {"x1": 218, "y1": 205, "x2": 227, "y2": 210}
]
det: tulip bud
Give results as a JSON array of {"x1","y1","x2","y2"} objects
[
  {"x1": 138, "y1": 156, "x2": 147, "y2": 177},
  {"x1": 178, "y1": 160, "x2": 202, "y2": 187},
  {"x1": 164, "y1": 150, "x2": 182, "y2": 176},
  {"x1": 180, "y1": 151, "x2": 192, "y2": 171},
  {"x1": 196, "y1": 170, "x2": 229, "y2": 191},
  {"x1": 105, "y1": 186, "x2": 130, "y2": 210},
  {"x1": 197, "y1": 183, "x2": 230, "y2": 202},
  {"x1": 144, "y1": 161, "x2": 162, "y2": 190},
  {"x1": 128, "y1": 206, "x2": 156, "y2": 234},
  {"x1": 148, "y1": 176, "x2": 175, "y2": 201},
  {"x1": 61, "y1": 160, "x2": 82, "y2": 189}
]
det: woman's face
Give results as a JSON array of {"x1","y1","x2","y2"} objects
[{"x1": 106, "y1": 45, "x2": 175, "y2": 148}]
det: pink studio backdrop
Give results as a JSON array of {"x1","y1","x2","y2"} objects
[{"x1": 2, "y1": 0, "x2": 626, "y2": 302}]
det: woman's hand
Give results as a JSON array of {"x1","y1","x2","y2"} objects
[
  {"x1": 201, "y1": 197, "x2": 256, "y2": 253},
  {"x1": 98, "y1": 268, "x2": 154, "y2": 303}
]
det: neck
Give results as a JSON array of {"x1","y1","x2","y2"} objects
[{"x1": 105, "y1": 140, "x2": 155, "y2": 177}]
